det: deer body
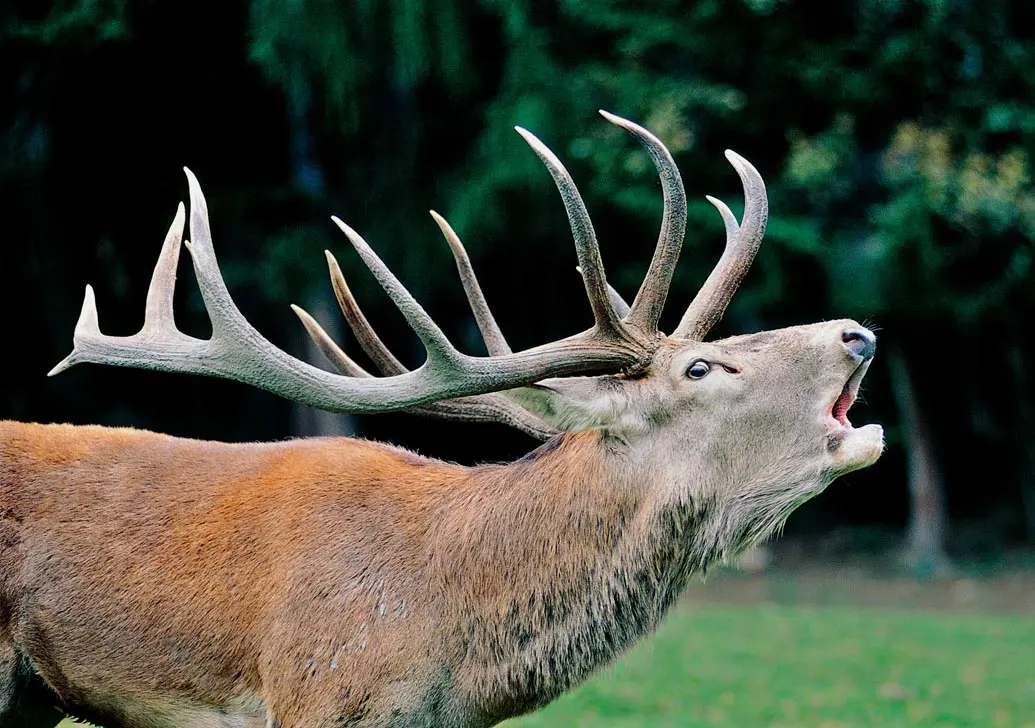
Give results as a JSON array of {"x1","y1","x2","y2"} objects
[
  {"x1": 4, "y1": 421, "x2": 736, "y2": 728},
  {"x1": 1, "y1": 114, "x2": 884, "y2": 726}
]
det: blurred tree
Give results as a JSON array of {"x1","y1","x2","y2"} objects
[{"x1": 777, "y1": 3, "x2": 1035, "y2": 561}]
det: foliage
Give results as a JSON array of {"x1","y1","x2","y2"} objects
[
  {"x1": 248, "y1": 0, "x2": 474, "y2": 129},
  {"x1": 8, "y1": 0, "x2": 133, "y2": 45}
]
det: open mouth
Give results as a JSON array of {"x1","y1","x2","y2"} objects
[{"x1": 828, "y1": 360, "x2": 871, "y2": 429}]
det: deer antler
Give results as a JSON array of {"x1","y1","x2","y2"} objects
[
  {"x1": 51, "y1": 114, "x2": 768, "y2": 421},
  {"x1": 49, "y1": 127, "x2": 656, "y2": 414}
]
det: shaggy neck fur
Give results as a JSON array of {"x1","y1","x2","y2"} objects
[{"x1": 432, "y1": 431, "x2": 746, "y2": 722}]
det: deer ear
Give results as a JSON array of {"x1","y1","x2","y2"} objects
[{"x1": 505, "y1": 378, "x2": 627, "y2": 432}]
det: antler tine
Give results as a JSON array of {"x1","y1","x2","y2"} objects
[
  {"x1": 599, "y1": 111, "x2": 687, "y2": 334},
  {"x1": 291, "y1": 303, "x2": 372, "y2": 379},
  {"x1": 324, "y1": 250, "x2": 408, "y2": 376},
  {"x1": 705, "y1": 194, "x2": 740, "y2": 241},
  {"x1": 331, "y1": 217, "x2": 463, "y2": 365},
  {"x1": 183, "y1": 168, "x2": 255, "y2": 336},
  {"x1": 142, "y1": 202, "x2": 187, "y2": 336},
  {"x1": 429, "y1": 211, "x2": 512, "y2": 357},
  {"x1": 673, "y1": 151, "x2": 768, "y2": 341},
  {"x1": 47, "y1": 285, "x2": 99, "y2": 376},
  {"x1": 514, "y1": 126, "x2": 628, "y2": 343},
  {"x1": 576, "y1": 266, "x2": 630, "y2": 318},
  {"x1": 295, "y1": 269, "x2": 557, "y2": 439}
]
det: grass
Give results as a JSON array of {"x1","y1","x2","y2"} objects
[
  {"x1": 58, "y1": 604, "x2": 1035, "y2": 728},
  {"x1": 506, "y1": 604, "x2": 1035, "y2": 728}
]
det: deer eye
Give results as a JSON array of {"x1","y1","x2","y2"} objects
[{"x1": 686, "y1": 360, "x2": 711, "y2": 379}]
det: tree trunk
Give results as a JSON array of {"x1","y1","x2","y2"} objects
[
  {"x1": 287, "y1": 82, "x2": 354, "y2": 439},
  {"x1": 1021, "y1": 454, "x2": 1035, "y2": 545},
  {"x1": 888, "y1": 345, "x2": 951, "y2": 576},
  {"x1": 290, "y1": 287, "x2": 355, "y2": 438},
  {"x1": 1007, "y1": 346, "x2": 1035, "y2": 543}
]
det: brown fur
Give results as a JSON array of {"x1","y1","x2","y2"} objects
[{"x1": 0, "y1": 322, "x2": 883, "y2": 728}]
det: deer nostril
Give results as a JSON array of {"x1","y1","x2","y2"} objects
[{"x1": 841, "y1": 328, "x2": 876, "y2": 360}]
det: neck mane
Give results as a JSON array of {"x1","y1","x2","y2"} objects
[{"x1": 432, "y1": 431, "x2": 726, "y2": 720}]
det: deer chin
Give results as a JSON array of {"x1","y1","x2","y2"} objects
[
  {"x1": 832, "y1": 422, "x2": 884, "y2": 472},
  {"x1": 824, "y1": 359, "x2": 884, "y2": 472}
]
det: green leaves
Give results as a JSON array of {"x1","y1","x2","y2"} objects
[
  {"x1": 248, "y1": 0, "x2": 474, "y2": 133},
  {"x1": 10, "y1": 0, "x2": 133, "y2": 46}
]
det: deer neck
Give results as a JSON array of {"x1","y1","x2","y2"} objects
[{"x1": 437, "y1": 431, "x2": 716, "y2": 717}]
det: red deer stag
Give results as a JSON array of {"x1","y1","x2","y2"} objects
[{"x1": 1, "y1": 112, "x2": 883, "y2": 728}]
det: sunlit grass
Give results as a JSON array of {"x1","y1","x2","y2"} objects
[{"x1": 57, "y1": 604, "x2": 1035, "y2": 728}]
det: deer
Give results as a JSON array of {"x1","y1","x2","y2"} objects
[{"x1": 0, "y1": 111, "x2": 883, "y2": 728}]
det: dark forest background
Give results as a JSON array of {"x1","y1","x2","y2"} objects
[{"x1": 3, "y1": 0, "x2": 1035, "y2": 573}]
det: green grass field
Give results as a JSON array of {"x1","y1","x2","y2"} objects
[
  {"x1": 58, "y1": 604, "x2": 1035, "y2": 728},
  {"x1": 507, "y1": 604, "x2": 1035, "y2": 728}
]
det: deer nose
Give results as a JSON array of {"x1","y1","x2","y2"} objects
[{"x1": 841, "y1": 327, "x2": 876, "y2": 361}]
